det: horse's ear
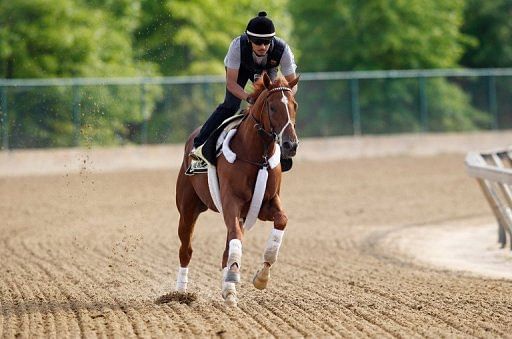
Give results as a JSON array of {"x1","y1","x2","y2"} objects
[
  {"x1": 288, "y1": 74, "x2": 300, "y2": 89},
  {"x1": 263, "y1": 72, "x2": 272, "y2": 90}
]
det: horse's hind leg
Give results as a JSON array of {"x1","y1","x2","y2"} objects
[
  {"x1": 253, "y1": 197, "x2": 287, "y2": 290},
  {"x1": 176, "y1": 211, "x2": 200, "y2": 292},
  {"x1": 175, "y1": 174, "x2": 205, "y2": 292}
]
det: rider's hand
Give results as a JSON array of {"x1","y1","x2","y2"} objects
[{"x1": 246, "y1": 96, "x2": 255, "y2": 105}]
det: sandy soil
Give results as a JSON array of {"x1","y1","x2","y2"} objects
[
  {"x1": 385, "y1": 219, "x2": 512, "y2": 280},
  {"x1": 2, "y1": 147, "x2": 512, "y2": 337}
]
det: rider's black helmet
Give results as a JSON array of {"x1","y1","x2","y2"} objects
[{"x1": 246, "y1": 11, "x2": 275, "y2": 39}]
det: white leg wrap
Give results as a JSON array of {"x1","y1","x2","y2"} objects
[
  {"x1": 263, "y1": 229, "x2": 285, "y2": 265},
  {"x1": 227, "y1": 239, "x2": 242, "y2": 268},
  {"x1": 176, "y1": 267, "x2": 189, "y2": 292},
  {"x1": 221, "y1": 267, "x2": 238, "y2": 305},
  {"x1": 222, "y1": 267, "x2": 236, "y2": 296}
]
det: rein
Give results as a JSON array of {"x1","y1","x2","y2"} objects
[{"x1": 247, "y1": 86, "x2": 292, "y2": 168}]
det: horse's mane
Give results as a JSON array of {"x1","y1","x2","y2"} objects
[{"x1": 248, "y1": 75, "x2": 289, "y2": 103}]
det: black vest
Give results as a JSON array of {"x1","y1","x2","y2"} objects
[{"x1": 240, "y1": 34, "x2": 286, "y2": 82}]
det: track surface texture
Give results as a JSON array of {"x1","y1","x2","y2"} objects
[{"x1": 1, "y1": 154, "x2": 512, "y2": 337}]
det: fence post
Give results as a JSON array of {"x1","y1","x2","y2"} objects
[
  {"x1": 488, "y1": 75, "x2": 498, "y2": 130},
  {"x1": 140, "y1": 83, "x2": 148, "y2": 145},
  {"x1": 498, "y1": 221, "x2": 507, "y2": 248},
  {"x1": 72, "y1": 85, "x2": 81, "y2": 147},
  {"x1": 1, "y1": 86, "x2": 8, "y2": 150},
  {"x1": 418, "y1": 76, "x2": 428, "y2": 132},
  {"x1": 350, "y1": 78, "x2": 361, "y2": 135}
]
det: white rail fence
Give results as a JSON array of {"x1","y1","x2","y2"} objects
[{"x1": 466, "y1": 146, "x2": 512, "y2": 249}]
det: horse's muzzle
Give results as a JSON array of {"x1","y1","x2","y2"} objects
[{"x1": 281, "y1": 140, "x2": 298, "y2": 158}]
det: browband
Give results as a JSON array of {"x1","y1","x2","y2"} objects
[{"x1": 267, "y1": 87, "x2": 292, "y2": 94}]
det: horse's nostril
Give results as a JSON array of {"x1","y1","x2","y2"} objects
[{"x1": 282, "y1": 141, "x2": 299, "y2": 155}]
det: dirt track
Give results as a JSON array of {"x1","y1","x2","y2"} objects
[{"x1": 1, "y1": 153, "x2": 512, "y2": 337}]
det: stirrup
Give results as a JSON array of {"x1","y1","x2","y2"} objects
[
  {"x1": 189, "y1": 145, "x2": 205, "y2": 161},
  {"x1": 185, "y1": 158, "x2": 207, "y2": 175}
]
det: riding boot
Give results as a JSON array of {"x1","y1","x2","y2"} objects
[{"x1": 194, "y1": 89, "x2": 243, "y2": 148}]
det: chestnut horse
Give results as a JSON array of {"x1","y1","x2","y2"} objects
[{"x1": 175, "y1": 73, "x2": 299, "y2": 306}]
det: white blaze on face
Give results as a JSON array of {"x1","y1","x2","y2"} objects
[
  {"x1": 281, "y1": 93, "x2": 289, "y2": 107},
  {"x1": 277, "y1": 92, "x2": 293, "y2": 145}
]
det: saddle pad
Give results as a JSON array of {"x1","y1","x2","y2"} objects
[
  {"x1": 202, "y1": 113, "x2": 246, "y2": 165},
  {"x1": 185, "y1": 113, "x2": 246, "y2": 176}
]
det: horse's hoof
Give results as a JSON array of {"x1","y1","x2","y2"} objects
[
  {"x1": 225, "y1": 269, "x2": 240, "y2": 283},
  {"x1": 253, "y1": 266, "x2": 270, "y2": 290},
  {"x1": 222, "y1": 283, "x2": 238, "y2": 307},
  {"x1": 224, "y1": 293, "x2": 238, "y2": 307}
]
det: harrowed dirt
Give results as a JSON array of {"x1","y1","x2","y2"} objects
[{"x1": 1, "y1": 153, "x2": 512, "y2": 337}]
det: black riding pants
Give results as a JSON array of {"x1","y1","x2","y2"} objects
[{"x1": 193, "y1": 67, "x2": 254, "y2": 148}]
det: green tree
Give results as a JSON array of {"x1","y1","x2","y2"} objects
[
  {"x1": 290, "y1": 0, "x2": 472, "y2": 71},
  {"x1": 0, "y1": 0, "x2": 160, "y2": 148},
  {"x1": 459, "y1": 0, "x2": 512, "y2": 130},
  {"x1": 289, "y1": 0, "x2": 487, "y2": 135},
  {"x1": 135, "y1": 0, "x2": 291, "y2": 76},
  {"x1": 0, "y1": 0, "x2": 156, "y2": 78},
  {"x1": 460, "y1": 0, "x2": 512, "y2": 68}
]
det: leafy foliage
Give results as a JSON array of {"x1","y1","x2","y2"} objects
[
  {"x1": 289, "y1": 0, "x2": 489, "y2": 135},
  {"x1": 0, "y1": 0, "x2": 160, "y2": 147},
  {"x1": 460, "y1": 0, "x2": 512, "y2": 68},
  {"x1": 290, "y1": 0, "x2": 473, "y2": 71},
  {"x1": 134, "y1": 0, "x2": 291, "y2": 75},
  {"x1": 0, "y1": 0, "x2": 509, "y2": 148}
]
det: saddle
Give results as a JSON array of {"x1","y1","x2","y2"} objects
[
  {"x1": 185, "y1": 111, "x2": 293, "y2": 175},
  {"x1": 203, "y1": 113, "x2": 246, "y2": 165},
  {"x1": 185, "y1": 113, "x2": 246, "y2": 175}
]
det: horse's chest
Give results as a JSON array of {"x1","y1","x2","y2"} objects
[
  {"x1": 256, "y1": 174, "x2": 279, "y2": 203},
  {"x1": 238, "y1": 174, "x2": 279, "y2": 204}
]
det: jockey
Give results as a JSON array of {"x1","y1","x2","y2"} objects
[{"x1": 191, "y1": 11, "x2": 298, "y2": 161}]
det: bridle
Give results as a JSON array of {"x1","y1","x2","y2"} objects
[
  {"x1": 246, "y1": 86, "x2": 295, "y2": 168},
  {"x1": 250, "y1": 86, "x2": 294, "y2": 145}
]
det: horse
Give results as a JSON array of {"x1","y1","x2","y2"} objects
[{"x1": 174, "y1": 72, "x2": 300, "y2": 306}]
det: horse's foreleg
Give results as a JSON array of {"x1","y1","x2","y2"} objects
[
  {"x1": 254, "y1": 198, "x2": 287, "y2": 290},
  {"x1": 253, "y1": 225, "x2": 286, "y2": 290},
  {"x1": 221, "y1": 238, "x2": 242, "y2": 306},
  {"x1": 221, "y1": 267, "x2": 237, "y2": 306},
  {"x1": 221, "y1": 205, "x2": 244, "y2": 305}
]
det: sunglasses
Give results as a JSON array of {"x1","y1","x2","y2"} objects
[{"x1": 250, "y1": 37, "x2": 272, "y2": 45}]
